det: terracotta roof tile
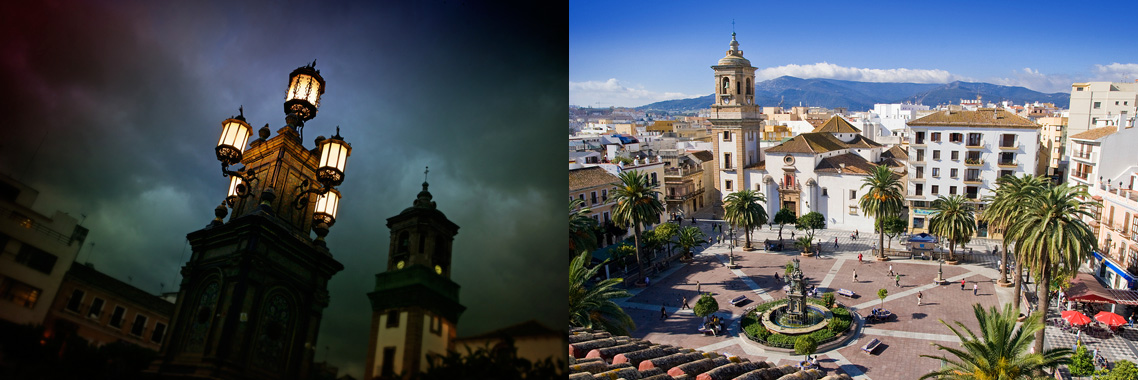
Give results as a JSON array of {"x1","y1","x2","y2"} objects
[
  {"x1": 880, "y1": 145, "x2": 909, "y2": 161},
  {"x1": 744, "y1": 160, "x2": 765, "y2": 170},
  {"x1": 814, "y1": 153, "x2": 876, "y2": 175},
  {"x1": 908, "y1": 109, "x2": 1038, "y2": 129},
  {"x1": 569, "y1": 167, "x2": 620, "y2": 191},
  {"x1": 765, "y1": 132, "x2": 881, "y2": 154},
  {"x1": 812, "y1": 116, "x2": 861, "y2": 133},
  {"x1": 690, "y1": 150, "x2": 714, "y2": 163},
  {"x1": 1070, "y1": 126, "x2": 1118, "y2": 141}
]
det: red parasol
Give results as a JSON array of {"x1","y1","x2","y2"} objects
[
  {"x1": 1062, "y1": 310, "x2": 1093, "y2": 325},
  {"x1": 1095, "y1": 311, "x2": 1127, "y2": 327}
]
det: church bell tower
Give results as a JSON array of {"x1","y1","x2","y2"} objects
[
  {"x1": 365, "y1": 175, "x2": 465, "y2": 379},
  {"x1": 709, "y1": 33, "x2": 764, "y2": 203}
]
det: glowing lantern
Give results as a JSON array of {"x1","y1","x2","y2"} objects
[
  {"x1": 316, "y1": 135, "x2": 350, "y2": 187},
  {"x1": 313, "y1": 190, "x2": 341, "y2": 226},
  {"x1": 215, "y1": 117, "x2": 252, "y2": 166},
  {"x1": 284, "y1": 63, "x2": 326, "y2": 121}
]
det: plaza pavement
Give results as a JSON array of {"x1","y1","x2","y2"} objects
[{"x1": 615, "y1": 217, "x2": 1138, "y2": 379}]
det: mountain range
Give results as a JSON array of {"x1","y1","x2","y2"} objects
[{"x1": 636, "y1": 76, "x2": 1070, "y2": 112}]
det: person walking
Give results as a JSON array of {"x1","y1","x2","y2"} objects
[
  {"x1": 917, "y1": 291, "x2": 923, "y2": 306},
  {"x1": 774, "y1": 272, "x2": 781, "y2": 283},
  {"x1": 791, "y1": 231, "x2": 795, "y2": 239},
  {"x1": 888, "y1": 264, "x2": 894, "y2": 277},
  {"x1": 973, "y1": 283, "x2": 978, "y2": 296},
  {"x1": 895, "y1": 274, "x2": 901, "y2": 287},
  {"x1": 858, "y1": 253, "x2": 863, "y2": 263},
  {"x1": 681, "y1": 296, "x2": 690, "y2": 309},
  {"x1": 660, "y1": 305, "x2": 667, "y2": 320},
  {"x1": 853, "y1": 270, "x2": 858, "y2": 283},
  {"x1": 834, "y1": 237, "x2": 839, "y2": 248},
  {"x1": 961, "y1": 279, "x2": 966, "y2": 291},
  {"x1": 696, "y1": 281, "x2": 701, "y2": 294}
]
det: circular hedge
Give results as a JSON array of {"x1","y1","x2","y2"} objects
[{"x1": 740, "y1": 298, "x2": 854, "y2": 349}]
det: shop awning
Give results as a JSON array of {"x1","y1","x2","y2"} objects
[{"x1": 1066, "y1": 273, "x2": 1138, "y2": 306}]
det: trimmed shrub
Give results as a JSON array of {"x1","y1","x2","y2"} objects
[
  {"x1": 794, "y1": 336, "x2": 818, "y2": 357},
  {"x1": 693, "y1": 294, "x2": 719, "y2": 318},
  {"x1": 1071, "y1": 344, "x2": 1094, "y2": 376},
  {"x1": 822, "y1": 292, "x2": 835, "y2": 308}
]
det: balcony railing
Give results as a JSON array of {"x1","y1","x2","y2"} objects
[
  {"x1": 966, "y1": 141, "x2": 985, "y2": 149},
  {"x1": 1071, "y1": 171, "x2": 1089, "y2": 181},
  {"x1": 963, "y1": 177, "x2": 983, "y2": 184},
  {"x1": 999, "y1": 142, "x2": 1019, "y2": 150},
  {"x1": 0, "y1": 205, "x2": 75, "y2": 246},
  {"x1": 997, "y1": 160, "x2": 1017, "y2": 168},
  {"x1": 1073, "y1": 151, "x2": 1092, "y2": 160},
  {"x1": 664, "y1": 166, "x2": 703, "y2": 177},
  {"x1": 1102, "y1": 186, "x2": 1138, "y2": 203},
  {"x1": 912, "y1": 139, "x2": 926, "y2": 146},
  {"x1": 964, "y1": 158, "x2": 984, "y2": 166}
]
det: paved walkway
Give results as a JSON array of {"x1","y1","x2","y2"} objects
[{"x1": 618, "y1": 218, "x2": 1018, "y2": 380}]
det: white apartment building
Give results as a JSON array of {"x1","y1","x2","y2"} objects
[
  {"x1": 1067, "y1": 117, "x2": 1138, "y2": 290},
  {"x1": 1064, "y1": 82, "x2": 1138, "y2": 181},
  {"x1": 0, "y1": 173, "x2": 88, "y2": 325},
  {"x1": 905, "y1": 109, "x2": 1042, "y2": 236}
]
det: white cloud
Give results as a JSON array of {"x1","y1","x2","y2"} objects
[
  {"x1": 569, "y1": 78, "x2": 697, "y2": 107},
  {"x1": 755, "y1": 62, "x2": 967, "y2": 84},
  {"x1": 991, "y1": 67, "x2": 1076, "y2": 94},
  {"x1": 1093, "y1": 63, "x2": 1138, "y2": 82}
]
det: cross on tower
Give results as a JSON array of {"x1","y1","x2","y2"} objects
[{"x1": 424, "y1": 166, "x2": 429, "y2": 182}]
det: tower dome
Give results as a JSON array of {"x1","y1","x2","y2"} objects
[{"x1": 716, "y1": 33, "x2": 751, "y2": 66}]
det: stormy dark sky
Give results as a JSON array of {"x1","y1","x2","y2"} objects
[{"x1": 0, "y1": 1, "x2": 566, "y2": 377}]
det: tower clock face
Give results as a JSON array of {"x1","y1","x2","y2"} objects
[
  {"x1": 396, "y1": 260, "x2": 405, "y2": 269},
  {"x1": 435, "y1": 265, "x2": 442, "y2": 275}
]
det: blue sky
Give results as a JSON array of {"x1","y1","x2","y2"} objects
[{"x1": 571, "y1": 0, "x2": 1138, "y2": 107}]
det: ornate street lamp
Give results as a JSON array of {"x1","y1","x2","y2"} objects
[
  {"x1": 935, "y1": 258, "x2": 945, "y2": 284},
  {"x1": 316, "y1": 130, "x2": 350, "y2": 187},
  {"x1": 312, "y1": 189, "x2": 341, "y2": 246},
  {"x1": 284, "y1": 61, "x2": 325, "y2": 122},
  {"x1": 215, "y1": 108, "x2": 258, "y2": 189}
]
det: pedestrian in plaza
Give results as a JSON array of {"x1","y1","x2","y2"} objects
[
  {"x1": 855, "y1": 229, "x2": 859, "y2": 238},
  {"x1": 834, "y1": 237, "x2": 839, "y2": 248},
  {"x1": 973, "y1": 283, "x2": 978, "y2": 296},
  {"x1": 660, "y1": 305, "x2": 667, "y2": 320},
  {"x1": 858, "y1": 253, "x2": 863, "y2": 263},
  {"x1": 961, "y1": 279, "x2": 966, "y2": 291},
  {"x1": 696, "y1": 281, "x2": 701, "y2": 294},
  {"x1": 681, "y1": 296, "x2": 690, "y2": 309},
  {"x1": 888, "y1": 264, "x2": 894, "y2": 277},
  {"x1": 791, "y1": 231, "x2": 796, "y2": 239},
  {"x1": 774, "y1": 272, "x2": 781, "y2": 283},
  {"x1": 895, "y1": 274, "x2": 901, "y2": 287},
  {"x1": 853, "y1": 270, "x2": 858, "y2": 283},
  {"x1": 917, "y1": 291, "x2": 923, "y2": 306}
]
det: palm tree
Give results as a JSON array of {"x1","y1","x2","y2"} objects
[
  {"x1": 859, "y1": 165, "x2": 904, "y2": 260},
  {"x1": 611, "y1": 170, "x2": 665, "y2": 284},
  {"x1": 1004, "y1": 183, "x2": 1097, "y2": 354},
  {"x1": 569, "y1": 251, "x2": 636, "y2": 335},
  {"x1": 723, "y1": 190, "x2": 768, "y2": 250},
  {"x1": 928, "y1": 195, "x2": 975, "y2": 262},
  {"x1": 980, "y1": 174, "x2": 1047, "y2": 307},
  {"x1": 920, "y1": 303, "x2": 1071, "y2": 379},
  {"x1": 570, "y1": 199, "x2": 599, "y2": 259},
  {"x1": 676, "y1": 226, "x2": 707, "y2": 260}
]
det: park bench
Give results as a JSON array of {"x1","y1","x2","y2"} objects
[
  {"x1": 837, "y1": 289, "x2": 855, "y2": 298},
  {"x1": 730, "y1": 295, "x2": 749, "y2": 306},
  {"x1": 861, "y1": 338, "x2": 881, "y2": 354}
]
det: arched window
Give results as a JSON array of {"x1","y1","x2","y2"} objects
[
  {"x1": 397, "y1": 232, "x2": 409, "y2": 253},
  {"x1": 746, "y1": 78, "x2": 752, "y2": 95},
  {"x1": 736, "y1": 81, "x2": 740, "y2": 95},
  {"x1": 721, "y1": 77, "x2": 729, "y2": 94},
  {"x1": 253, "y1": 291, "x2": 294, "y2": 368},
  {"x1": 186, "y1": 280, "x2": 221, "y2": 352}
]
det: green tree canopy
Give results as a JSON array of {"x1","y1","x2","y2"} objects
[
  {"x1": 794, "y1": 336, "x2": 818, "y2": 359},
  {"x1": 795, "y1": 211, "x2": 825, "y2": 238},
  {"x1": 860, "y1": 165, "x2": 904, "y2": 259},
  {"x1": 676, "y1": 226, "x2": 707, "y2": 260},
  {"x1": 723, "y1": 190, "x2": 768, "y2": 250},
  {"x1": 980, "y1": 174, "x2": 1047, "y2": 307},
  {"x1": 876, "y1": 216, "x2": 907, "y2": 253},
  {"x1": 773, "y1": 208, "x2": 797, "y2": 241},
  {"x1": 920, "y1": 303, "x2": 1071, "y2": 379},
  {"x1": 927, "y1": 195, "x2": 975, "y2": 262},
  {"x1": 693, "y1": 293, "x2": 719, "y2": 318},
  {"x1": 569, "y1": 251, "x2": 635, "y2": 335},
  {"x1": 611, "y1": 170, "x2": 665, "y2": 283},
  {"x1": 877, "y1": 288, "x2": 888, "y2": 307}
]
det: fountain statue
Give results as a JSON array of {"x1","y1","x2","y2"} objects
[{"x1": 786, "y1": 258, "x2": 806, "y2": 322}]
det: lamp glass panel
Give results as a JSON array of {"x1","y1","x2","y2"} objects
[
  {"x1": 218, "y1": 120, "x2": 251, "y2": 153},
  {"x1": 319, "y1": 140, "x2": 349, "y2": 172},
  {"x1": 288, "y1": 75, "x2": 322, "y2": 107},
  {"x1": 315, "y1": 192, "x2": 340, "y2": 219},
  {"x1": 227, "y1": 176, "x2": 242, "y2": 198}
]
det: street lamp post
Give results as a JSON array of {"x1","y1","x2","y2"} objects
[{"x1": 935, "y1": 258, "x2": 945, "y2": 284}]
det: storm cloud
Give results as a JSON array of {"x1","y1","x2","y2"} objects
[{"x1": 0, "y1": 1, "x2": 567, "y2": 377}]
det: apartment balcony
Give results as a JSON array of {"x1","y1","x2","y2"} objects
[
  {"x1": 997, "y1": 160, "x2": 1018, "y2": 168},
  {"x1": 1071, "y1": 171, "x2": 1090, "y2": 181},
  {"x1": 965, "y1": 141, "x2": 986, "y2": 149},
  {"x1": 665, "y1": 188, "x2": 705, "y2": 202},
  {"x1": 664, "y1": 166, "x2": 704, "y2": 177},
  {"x1": 911, "y1": 158, "x2": 926, "y2": 164},
  {"x1": 963, "y1": 177, "x2": 983, "y2": 185},
  {"x1": 964, "y1": 158, "x2": 984, "y2": 167},
  {"x1": 964, "y1": 193, "x2": 981, "y2": 201},
  {"x1": 1102, "y1": 185, "x2": 1138, "y2": 204},
  {"x1": 909, "y1": 176, "x2": 926, "y2": 182},
  {"x1": 998, "y1": 142, "x2": 1020, "y2": 150},
  {"x1": 1072, "y1": 151, "x2": 1097, "y2": 163},
  {"x1": 911, "y1": 139, "x2": 926, "y2": 147}
]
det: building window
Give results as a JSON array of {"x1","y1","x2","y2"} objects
[
  {"x1": 932, "y1": 150, "x2": 940, "y2": 160},
  {"x1": 967, "y1": 133, "x2": 983, "y2": 146},
  {"x1": 66, "y1": 289, "x2": 85, "y2": 313},
  {"x1": 1000, "y1": 170, "x2": 1014, "y2": 178},
  {"x1": 152, "y1": 322, "x2": 167, "y2": 344},
  {"x1": 915, "y1": 184, "x2": 923, "y2": 196},
  {"x1": 386, "y1": 310, "x2": 399, "y2": 328},
  {"x1": 88, "y1": 297, "x2": 105, "y2": 319},
  {"x1": 915, "y1": 149, "x2": 924, "y2": 162},
  {"x1": 603, "y1": 212, "x2": 610, "y2": 222},
  {"x1": 930, "y1": 132, "x2": 941, "y2": 142},
  {"x1": 822, "y1": 188, "x2": 828, "y2": 196},
  {"x1": 913, "y1": 217, "x2": 925, "y2": 229},
  {"x1": 915, "y1": 131, "x2": 925, "y2": 144},
  {"x1": 601, "y1": 189, "x2": 608, "y2": 202},
  {"x1": 723, "y1": 153, "x2": 732, "y2": 169},
  {"x1": 109, "y1": 306, "x2": 126, "y2": 328},
  {"x1": 0, "y1": 277, "x2": 41, "y2": 309},
  {"x1": 849, "y1": 205, "x2": 858, "y2": 215},
  {"x1": 915, "y1": 166, "x2": 924, "y2": 179},
  {"x1": 951, "y1": 151, "x2": 959, "y2": 161},
  {"x1": 723, "y1": 131, "x2": 732, "y2": 142},
  {"x1": 590, "y1": 191, "x2": 597, "y2": 205},
  {"x1": 130, "y1": 314, "x2": 148, "y2": 337},
  {"x1": 932, "y1": 168, "x2": 940, "y2": 177},
  {"x1": 950, "y1": 133, "x2": 963, "y2": 143},
  {"x1": 382, "y1": 347, "x2": 397, "y2": 377},
  {"x1": 430, "y1": 315, "x2": 442, "y2": 336},
  {"x1": 15, "y1": 244, "x2": 58, "y2": 275},
  {"x1": 950, "y1": 168, "x2": 958, "y2": 178},
  {"x1": 849, "y1": 190, "x2": 856, "y2": 200},
  {"x1": 931, "y1": 185, "x2": 939, "y2": 195},
  {"x1": 950, "y1": 186, "x2": 957, "y2": 195},
  {"x1": 1094, "y1": 102, "x2": 1101, "y2": 109},
  {"x1": 725, "y1": 180, "x2": 733, "y2": 191},
  {"x1": 651, "y1": 173, "x2": 658, "y2": 185}
]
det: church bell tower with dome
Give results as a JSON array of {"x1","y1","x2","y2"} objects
[
  {"x1": 710, "y1": 32, "x2": 764, "y2": 204},
  {"x1": 365, "y1": 173, "x2": 465, "y2": 379}
]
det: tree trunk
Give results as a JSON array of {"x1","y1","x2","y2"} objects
[
  {"x1": 878, "y1": 229, "x2": 886, "y2": 259},
  {"x1": 1013, "y1": 258, "x2": 1024, "y2": 310},
  {"x1": 633, "y1": 224, "x2": 645, "y2": 284},
  {"x1": 745, "y1": 226, "x2": 752, "y2": 249},
  {"x1": 999, "y1": 242, "x2": 1009, "y2": 285},
  {"x1": 948, "y1": 242, "x2": 955, "y2": 262},
  {"x1": 1034, "y1": 254, "x2": 1051, "y2": 355},
  {"x1": 778, "y1": 224, "x2": 784, "y2": 241}
]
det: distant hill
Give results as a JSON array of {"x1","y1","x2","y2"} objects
[{"x1": 636, "y1": 76, "x2": 1069, "y2": 112}]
